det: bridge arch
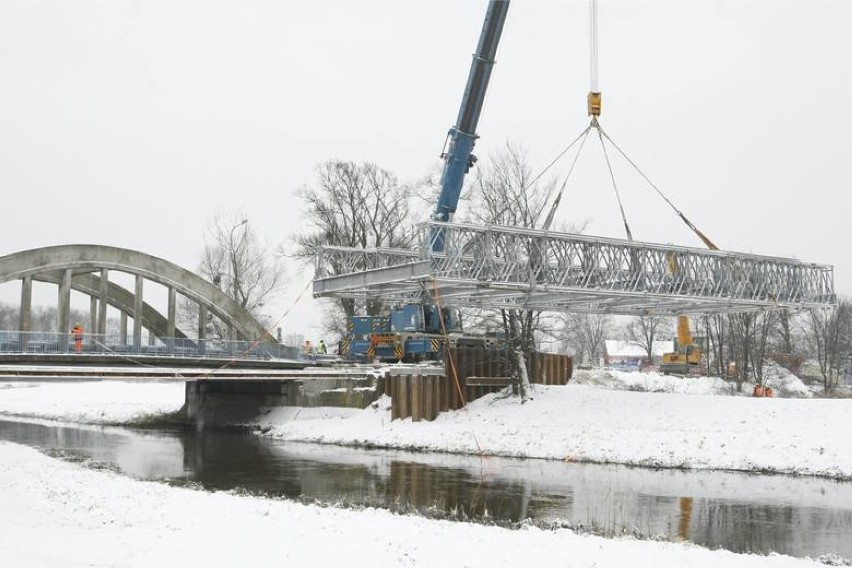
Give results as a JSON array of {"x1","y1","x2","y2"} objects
[
  {"x1": 0, "y1": 245, "x2": 273, "y2": 343},
  {"x1": 32, "y1": 271, "x2": 190, "y2": 341}
]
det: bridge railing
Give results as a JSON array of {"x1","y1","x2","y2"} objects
[{"x1": 0, "y1": 331, "x2": 301, "y2": 361}]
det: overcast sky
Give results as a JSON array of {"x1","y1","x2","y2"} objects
[{"x1": 1, "y1": 0, "x2": 850, "y2": 339}]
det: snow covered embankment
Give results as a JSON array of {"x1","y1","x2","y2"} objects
[
  {"x1": 0, "y1": 377, "x2": 848, "y2": 481},
  {"x1": 0, "y1": 381, "x2": 185, "y2": 425},
  {"x1": 0, "y1": 442, "x2": 823, "y2": 568},
  {"x1": 571, "y1": 367, "x2": 813, "y2": 398},
  {"x1": 261, "y1": 383, "x2": 852, "y2": 480}
]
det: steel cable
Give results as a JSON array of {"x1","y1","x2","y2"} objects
[
  {"x1": 595, "y1": 124, "x2": 633, "y2": 241},
  {"x1": 540, "y1": 127, "x2": 592, "y2": 231},
  {"x1": 481, "y1": 125, "x2": 592, "y2": 226},
  {"x1": 597, "y1": 125, "x2": 718, "y2": 250}
]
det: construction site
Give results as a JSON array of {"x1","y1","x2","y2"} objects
[
  {"x1": 312, "y1": 0, "x2": 837, "y2": 405},
  {"x1": 1, "y1": 1, "x2": 850, "y2": 566}
]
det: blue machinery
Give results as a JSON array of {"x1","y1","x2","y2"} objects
[{"x1": 341, "y1": 1, "x2": 510, "y2": 362}]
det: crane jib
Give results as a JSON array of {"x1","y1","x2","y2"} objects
[{"x1": 431, "y1": 0, "x2": 509, "y2": 250}]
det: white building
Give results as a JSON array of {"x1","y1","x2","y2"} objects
[{"x1": 604, "y1": 339, "x2": 674, "y2": 370}]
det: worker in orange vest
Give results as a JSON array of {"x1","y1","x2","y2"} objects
[{"x1": 71, "y1": 323, "x2": 84, "y2": 353}]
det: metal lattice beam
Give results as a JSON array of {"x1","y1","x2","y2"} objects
[{"x1": 313, "y1": 222, "x2": 836, "y2": 316}]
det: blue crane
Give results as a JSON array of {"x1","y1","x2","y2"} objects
[
  {"x1": 340, "y1": 1, "x2": 510, "y2": 362},
  {"x1": 431, "y1": 0, "x2": 509, "y2": 251}
]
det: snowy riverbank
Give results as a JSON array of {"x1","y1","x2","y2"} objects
[
  {"x1": 0, "y1": 442, "x2": 827, "y2": 567},
  {"x1": 260, "y1": 384, "x2": 852, "y2": 479},
  {"x1": 0, "y1": 380, "x2": 185, "y2": 424},
  {"x1": 0, "y1": 373, "x2": 850, "y2": 479}
]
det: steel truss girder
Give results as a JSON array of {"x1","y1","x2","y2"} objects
[{"x1": 313, "y1": 222, "x2": 836, "y2": 315}]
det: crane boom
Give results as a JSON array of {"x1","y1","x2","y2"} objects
[
  {"x1": 431, "y1": 0, "x2": 509, "y2": 251},
  {"x1": 338, "y1": 1, "x2": 510, "y2": 363}
]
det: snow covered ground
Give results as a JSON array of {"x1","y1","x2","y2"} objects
[
  {"x1": 571, "y1": 365, "x2": 814, "y2": 397},
  {"x1": 261, "y1": 384, "x2": 852, "y2": 480},
  {"x1": 0, "y1": 373, "x2": 849, "y2": 479},
  {"x1": 1, "y1": 376, "x2": 849, "y2": 565},
  {"x1": 0, "y1": 380, "x2": 185, "y2": 424},
  {"x1": 0, "y1": 442, "x2": 827, "y2": 568}
]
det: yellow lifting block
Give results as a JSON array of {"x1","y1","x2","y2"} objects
[{"x1": 587, "y1": 91, "x2": 602, "y2": 116}]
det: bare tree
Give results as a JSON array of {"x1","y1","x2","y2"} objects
[
  {"x1": 701, "y1": 314, "x2": 729, "y2": 377},
  {"x1": 562, "y1": 312, "x2": 610, "y2": 366},
  {"x1": 768, "y1": 309, "x2": 805, "y2": 375},
  {"x1": 466, "y1": 143, "x2": 555, "y2": 228},
  {"x1": 750, "y1": 311, "x2": 777, "y2": 386},
  {"x1": 804, "y1": 299, "x2": 852, "y2": 393},
  {"x1": 184, "y1": 211, "x2": 285, "y2": 340},
  {"x1": 625, "y1": 315, "x2": 670, "y2": 364},
  {"x1": 0, "y1": 303, "x2": 15, "y2": 330},
  {"x1": 728, "y1": 313, "x2": 753, "y2": 392},
  {"x1": 465, "y1": 143, "x2": 561, "y2": 399},
  {"x1": 1, "y1": 305, "x2": 90, "y2": 333},
  {"x1": 774, "y1": 309, "x2": 797, "y2": 354},
  {"x1": 728, "y1": 312, "x2": 776, "y2": 390},
  {"x1": 294, "y1": 161, "x2": 416, "y2": 334},
  {"x1": 702, "y1": 310, "x2": 798, "y2": 384},
  {"x1": 725, "y1": 311, "x2": 779, "y2": 390}
]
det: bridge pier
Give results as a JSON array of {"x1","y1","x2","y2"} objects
[
  {"x1": 133, "y1": 275, "x2": 143, "y2": 350},
  {"x1": 19, "y1": 276, "x2": 32, "y2": 334},
  {"x1": 120, "y1": 313, "x2": 128, "y2": 345},
  {"x1": 58, "y1": 269, "x2": 71, "y2": 351},
  {"x1": 167, "y1": 287, "x2": 176, "y2": 338},
  {"x1": 183, "y1": 374, "x2": 382, "y2": 431},
  {"x1": 89, "y1": 296, "x2": 97, "y2": 338},
  {"x1": 198, "y1": 304, "x2": 207, "y2": 354},
  {"x1": 184, "y1": 379, "x2": 295, "y2": 431},
  {"x1": 96, "y1": 268, "x2": 108, "y2": 335}
]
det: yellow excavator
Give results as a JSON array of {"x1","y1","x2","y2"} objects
[{"x1": 660, "y1": 315, "x2": 702, "y2": 375}]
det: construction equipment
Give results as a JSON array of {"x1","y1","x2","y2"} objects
[
  {"x1": 316, "y1": 0, "x2": 836, "y2": 363},
  {"x1": 339, "y1": 304, "x2": 507, "y2": 363},
  {"x1": 340, "y1": 305, "x2": 460, "y2": 362},
  {"x1": 431, "y1": 0, "x2": 509, "y2": 233},
  {"x1": 659, "y1": 181, "x2": 718, "y2": 375},
  {"x1": 660, "y1": 315, "x2": 703, "y2": 374},
  {"x1": 338, "y1": 1, "x2": 510, "y2": 362}
]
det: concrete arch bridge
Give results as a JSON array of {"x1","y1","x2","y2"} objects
[{"x1": 0, "y1": 245, "x2": 274, "y2": 352}]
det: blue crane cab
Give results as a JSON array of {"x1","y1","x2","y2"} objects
[{"x1": 341, "y1": 304, "x2": 464, "y2": 363}]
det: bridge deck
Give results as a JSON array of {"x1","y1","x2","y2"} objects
[
  {"x1": 313, "y1": 222, "x2": 836, "y2": 315},
  {"x1": 0, "y1": 354, "x2": 307, "y2": 375}
]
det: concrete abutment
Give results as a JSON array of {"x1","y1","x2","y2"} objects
[{"x1": 183, "y1": 375, "x2": 383, "y2": 431}]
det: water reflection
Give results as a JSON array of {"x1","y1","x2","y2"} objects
[{"x1": 1, "y1": 417, "x2": 850, "y2": 559}]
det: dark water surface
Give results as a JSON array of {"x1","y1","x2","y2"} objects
[{"x1": 1, "y1": 417, "x2": 850, "y2": 560}]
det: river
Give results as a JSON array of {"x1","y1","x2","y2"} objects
[{"x1": 1, "y1": 417, "x2": 850, "y2": 560}]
